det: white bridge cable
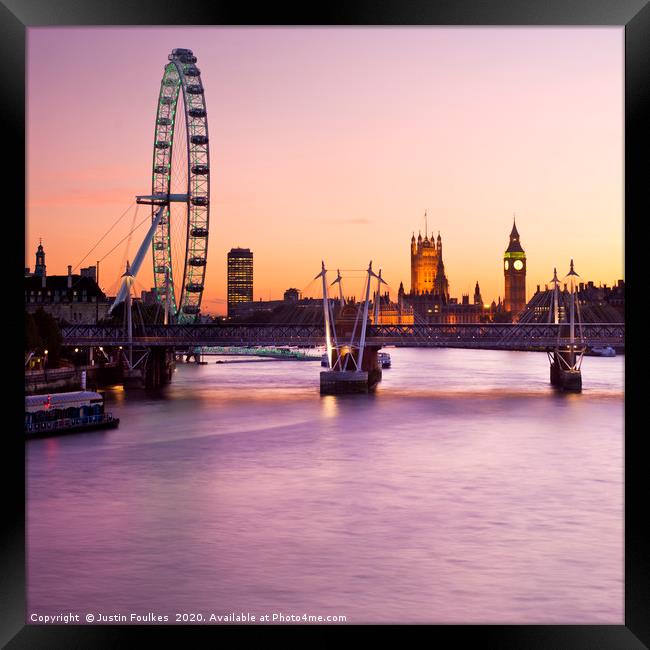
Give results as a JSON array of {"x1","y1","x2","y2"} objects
[
  {"x1": 64, "y1": 201, "x2": 136, "y2": 298},
  {"x1": 72, "y1": 201, "x2": 138, "y2": 273},
  {"x1": 97, "y1": 210, "x2": 151, "y2": 265},
  {"x1": 66, "y1": 202, "x2": 148, "y2": 299},
  {"x1": 99, "y1": 209, "x2": 153, "y2": 302},
  {"x1": 342, "y1": 274, "x2": 368, "y2": 371},
  {"x1": 119, "y1": 203, "x2": 140, "y2": 282},
  {"x1": 576, "y1": 294, "x2": 584, "y2": 342},
  {"x1": 109, "y1": 205, "x2": 166, "y2": 313}
]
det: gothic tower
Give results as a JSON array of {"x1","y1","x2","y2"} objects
[
  {"x1": 411, "y1": 230, "x2": 437, "y2": 294},
  {"x1": 434, "y1": 248, "x2": 449, "y2": 300},
  {"x1": 473, "y1": 281, "x2": 483, "y2": 305},
  {"x1": 410, "y1": 219, "x2": 449, "y2": 301},
  {"x1": 34, "y1": 239, "x2": 46, "y2": 278},
  {"x1": 503, "y1": 219, "x2": 526, "y2": 319},
  {"x1": 410, "y1": 233, "x2": 417, "y2": 292}
]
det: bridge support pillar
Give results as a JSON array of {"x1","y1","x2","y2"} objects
[
  {"x1": 144, "y1": 347, "x2": 175, "y2": 389},
  {"x1": 320, "y1": 345, "x2": 382, "y2": 394},
  {"x1": 122, "y1": 347, "x2": 174, "y2": 390},
  {"x1": 123, "y1": 367, "x2": 145, "y2": 390},
  {"x1": 549, "y1": 347, "x2": 582, "y2": 392}
]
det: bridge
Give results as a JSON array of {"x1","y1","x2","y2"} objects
[
  {"x1": 63, "y1": 247, "x2": 624, "y2": 393},
  {"x1": 61, "y1": 322, "x2": 624, "y2": 351},
  {"x1": 41, "y1": 49, "x2": 622, "y2": 395},
  {"x1": 60, "y1": 320, "x2": 624, "y2": 392}
]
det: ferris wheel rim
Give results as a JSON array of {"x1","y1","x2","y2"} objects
[{"x1": 150, "y1": 48, "x2": 210, "y2": 323}]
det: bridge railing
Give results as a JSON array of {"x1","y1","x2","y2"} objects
[
  {"x1": 369, "y1": 322, "x2": 625, "y2": 339},
  {"x1": 60, "y1": 322, "x2": 624, "y2": 348}
]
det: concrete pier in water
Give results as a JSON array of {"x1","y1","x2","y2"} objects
[
  {"x1": 320, "y1": 344, "x2": 382, "y2": 395},
  {"x1": 320, "y1": 292, "x2": 383, "y2": 394},
  {"x1": 549, "y1": 348, "x2": 582, "y2": 392},
  {"x1": 123, "y1": 348, "x2": 175, "y2": 389}
]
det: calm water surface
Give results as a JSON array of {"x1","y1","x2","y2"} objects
[{"x1": 27, "y1": 348, "x2": 624, "y2": 624}]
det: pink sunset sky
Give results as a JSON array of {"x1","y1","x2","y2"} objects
[{"x1": 26, "y1": 27, "x2": 624, "y2": 315}]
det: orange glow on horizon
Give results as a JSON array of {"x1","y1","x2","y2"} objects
[{"x1": 27, "y1": 27, "x2": 624, "y2": 315}]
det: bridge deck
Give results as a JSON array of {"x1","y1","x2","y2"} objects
[{"x1": 61, "y1": 323, "x2": 624, "y2": 351}]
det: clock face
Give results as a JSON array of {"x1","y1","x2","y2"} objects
[
  {"x1": 513, "y1": 260, "x2": 524, "y2": 271},
  {"x1": 504, "y1": 260, "x2": 509, "y2": 270}
]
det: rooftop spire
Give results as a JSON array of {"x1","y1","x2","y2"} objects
[
  {"x1": 510, "y1": 214, "x2": 519, "y2": 239},
  {"x1": 505, "y1": 217, "x2": 524, "y2": 254},
  {"x1": 566, "y1": 259, "x2": 579, "y2": 277}
]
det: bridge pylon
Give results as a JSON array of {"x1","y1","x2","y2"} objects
[
  {"x1": 547, "y1": 261, "x2": 586, "y2": 392},
  {"x1": 317, "y1": 261, "x2": 384, "y2": 394}
]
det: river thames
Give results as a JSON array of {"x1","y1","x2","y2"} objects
[{"x1": 27, "y1": 348, "x2": 624, "y2": 624}]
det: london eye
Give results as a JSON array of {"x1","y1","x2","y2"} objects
[{"x1": 137, "y1": 47, "x2": 210, "y2": 323}]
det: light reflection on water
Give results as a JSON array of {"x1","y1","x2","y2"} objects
[{"x1": 27, "y1": 348, "x2": 623, "y2": 623}]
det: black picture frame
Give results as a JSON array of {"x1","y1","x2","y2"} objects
[{"x1": 4, "y1": 1, "x2": 647, "y2": 646}]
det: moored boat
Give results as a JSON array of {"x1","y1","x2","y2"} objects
[
  {"x1": 588, "y1": 345, "x2": 616, "y2": 357},
  {"x1": 378, "y1": 352, "x2": 392, "y2": 368},
  {"x1": 25, "y1": 391, "x2": 119, "y2": 438}
]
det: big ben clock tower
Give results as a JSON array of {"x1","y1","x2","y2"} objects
[{"x1": 503, "y1": 218, "x2": 526, "y2": 319}]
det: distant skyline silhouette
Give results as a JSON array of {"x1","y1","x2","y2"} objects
[{"x1": 27, "y1": 27, "x2": 623, "y2": 315}]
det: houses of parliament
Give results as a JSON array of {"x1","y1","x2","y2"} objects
[{"x1": 385, "y1": 216, "x2": 525, "y2": 324}]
